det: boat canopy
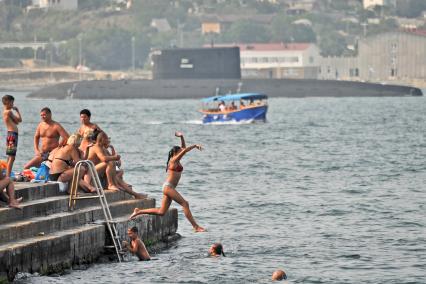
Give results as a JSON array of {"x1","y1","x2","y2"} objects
[{"x1": 201, "y1": 93, "x2": 268, "y2": 103}]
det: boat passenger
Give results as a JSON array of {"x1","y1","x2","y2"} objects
[
  {"x1": 240, "y1": 100, "x2": 245, "y2": 109},
  {"x1": 218, "y1": 101, "x2": 226, "y2": 112},
  {"x1": 249, "y1": 98, "x2": 255, "y2": 106},
  {"x1": 230, "y1": 101, "x2": 237, "y2": 110},
  {"x1": 122, "y1": 226, "x2": 151, "y2": 261},
  {"x1": 209, "y1": 243, "x2": 226, "y2": 257},
  {"x1": 49, "y1": 134, "x2": 96, "y2": 193},
  {"x1": 130, "y1": 131, "x2": 205, "y2": 233}
]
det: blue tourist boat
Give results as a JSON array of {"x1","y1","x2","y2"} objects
[{"x1": 200, "y1": 93, "x2": 268, "y2": 124}]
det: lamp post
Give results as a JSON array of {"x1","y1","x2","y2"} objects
[
  {"x1": 78, "y1": 35, "x2": 82, "y2": 81},
  {"x1": 131, "y1": 36, "x2": 135, "y2": 73}
]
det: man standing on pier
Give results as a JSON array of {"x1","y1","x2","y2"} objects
[{"x1": 24, "y1": 107, "x2": 69, "y2": 169}]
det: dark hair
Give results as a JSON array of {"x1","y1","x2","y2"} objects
[
  {"x1": 212, "y1": 243, "x2": 226, "y2": 256},
  {"x1": 80, "y1": 109, "x2": 91, "y2": 118},
  {"x1": 2, "y1": 95, "x2": 14, "y2": 105},
  {"x1": 40, "y1": 107, "x2": 51, "y2": 114},
  {"x1": 166, "y1": 146, "x2": 181, "y2": 172},
  {"x1": 92, "y1": 128, "x2": 102, "y2": 142},
  {"x1": 130, "y1": 226, "x2": 138, "y2": 233}
]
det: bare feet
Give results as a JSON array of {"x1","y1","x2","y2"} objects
[
  {"x1": 107, "y1": 185, "x2": 120, "y2": 192},
  {"x1": 194, "y1": 226, "x2": 206, "y2": 233},
  {"x1": 87, "y1": 187, "x2": 97, "y2": 194},
  {"x1": 129, "y1": 208, "x2": 141, "y2": 220},
  {"x1": 8, "y1": 202, "x2": 22, "y2": 210},
  {"x1": 2, "y1": 191, "x2": 23, "y2": 204}
]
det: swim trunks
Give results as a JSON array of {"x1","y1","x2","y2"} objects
[
  {"x1": 41, "y1": 152, "x2": 50, "y2": 161},
  {"x1": 6, "y1": 131, "x2": 18, "y2": 156}
]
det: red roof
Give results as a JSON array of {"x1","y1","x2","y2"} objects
[
  {"x1": 210, "y1": 43, "x2": 312, "y2": 51},
  {"x1": 404, "y1": 29, "x2": 426, "y2": 37}
]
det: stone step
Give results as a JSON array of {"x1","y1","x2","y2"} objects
[
  {"x1": 14, "y1": 182, "x2": 65, "y2": 202},
  {"x1": 0, "y1": 209, "x2": 179, "y2": 281},
  {"x1": 0, "y1": 198, "x2": 155, "y2": 244},
  {"x1": 112, "y1": 208, "x2": 178, "y2": 249},
  {"x1": 0, "y1": 190, "x2": 135, "y2": 225},
  {"x1": 0, "y1": 224, "x2": 106, "y2": 279}
]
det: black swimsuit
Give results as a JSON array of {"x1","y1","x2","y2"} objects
[
  {"x1": 55, "y1": 157, "x2": 73, "y2": 166},
  {"x1": 49, "y1": 157, "x2": 73, "y2": 181}
]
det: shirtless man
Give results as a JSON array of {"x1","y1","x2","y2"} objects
[
  {"x1": 87, "y1": 131, "x2": 145, "y2": 199},
  {"x1": 24, "y1": 107, "x2": 69, "y2": 169},
  {"x1": 122, "y1": 227, "x2": 150, "y2": 261},
  {"x1": 78, "y1": 109, "x2": 100, "y2": 154}
]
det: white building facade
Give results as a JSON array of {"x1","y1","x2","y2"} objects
[
  {"x1": 33, "y1": 0, "x2": 78, "y2": 10},
  {"x1": 363, "y1": 0, "x2": 395, "y2": 9},
  {"x1": 216, "y1": 43, "x2": 321, "y2": 79}
]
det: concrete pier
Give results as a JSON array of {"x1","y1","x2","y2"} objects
[{"x1": 0, "y1": 183, "x2": 178, "y2": 282}]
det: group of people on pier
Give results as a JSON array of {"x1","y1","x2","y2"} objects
[
  {"x1": 0, "y1": 95, "x2": 144, "y2": 209},
  {"x1": 1, "y1": 95, "x2": 287, "y2": 280}
]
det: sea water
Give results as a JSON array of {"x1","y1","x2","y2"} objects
[{"x1": 1, "y1": 92, "x2": 424, "y2": 284}]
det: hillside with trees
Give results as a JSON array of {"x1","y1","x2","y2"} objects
[{"x1": 0, "y1": 0, "x2": 425, "y2": 70}]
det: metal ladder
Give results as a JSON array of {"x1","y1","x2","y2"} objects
[{"x1": 68, "y1": 160, "x2": 123, "y2": 262}]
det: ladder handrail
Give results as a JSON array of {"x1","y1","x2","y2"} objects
[{"x1": 69, "y1": 160, "x2": 123, "y2": 262}]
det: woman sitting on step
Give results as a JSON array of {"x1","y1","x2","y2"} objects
[
  {"x1": 86, "y1": 131, "x2": 145, "y2": 199},
  {"x1": 49, "y1": 134, "x2": 96, "y2": 193}
]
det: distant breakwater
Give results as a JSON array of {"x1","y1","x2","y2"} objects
[{"x1": 28, "y1": 78, "x2": 423, "y2": 99}]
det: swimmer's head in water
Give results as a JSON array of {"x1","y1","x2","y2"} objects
[
  {"x1": 271, "y1": 270, "x2": 287, "y2": 281},
  {"x1": 166, "y1": 146, "x2": 182, "y2": 172},
  {"x1": 209, "y1": 243, "x2": 225, "y2": 257},
  {"x1": 128, "y1": 226, "x2": 138, "y2": 239}
]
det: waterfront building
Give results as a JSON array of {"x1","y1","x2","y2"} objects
[
  {"x1": 319, "y1": 30, "x2": 426, "y2": 86},
  {"x1": 32, "y1": 0, "x2": 78, "y2": 10},
  {"x1": 214, "y1": 43, "x2": 321, "y2": 79},
  {"x1": 200, "y1": 14, "x2": 274, "y2": 35},
  {"x1": 363, "y1": 0, "x2": 395, "y2": 9}
]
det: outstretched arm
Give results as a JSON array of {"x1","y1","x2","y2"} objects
[
  {"x1": 172, "y1": 144, "x2": 202, "y2": 162},
  {"x1": 175, "y1": 131, "x2": 186, "y2": 148}
]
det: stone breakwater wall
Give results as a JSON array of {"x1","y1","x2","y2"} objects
[
  {"x1": 28, "y1": 78, "x2": 423, "y2": 99},
  {"x1": 0, "y1": 183, "x2": 178, "y2": 282}
]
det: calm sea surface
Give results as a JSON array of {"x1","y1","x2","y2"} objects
[{"x1": 2, "y1": 92, "x2": 425, "y2": 284}]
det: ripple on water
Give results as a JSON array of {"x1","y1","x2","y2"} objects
[{"x1": 4, "y1": 93, "x2": 426, "y2": 284}]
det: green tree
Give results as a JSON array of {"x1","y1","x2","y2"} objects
[
  {"x1": 271, "y1": 16, "x2": 316, "y2": 43},
  {"x1": 0, "y1": 3, "x2": 22, "y2": 32},
  {"x1": 221, "y1": 20, "x2": 271, "y2": 43},
  {"x1": 396, "y1": 0, "x2": 426, "y2": 18},
  {"x1": 318, "y1": 32, "x2": 347, "y2": 56}
]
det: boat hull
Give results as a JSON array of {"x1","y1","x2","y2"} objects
[{"x1": 202, "y1": 106, "x2": 268, "y2": 124}]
